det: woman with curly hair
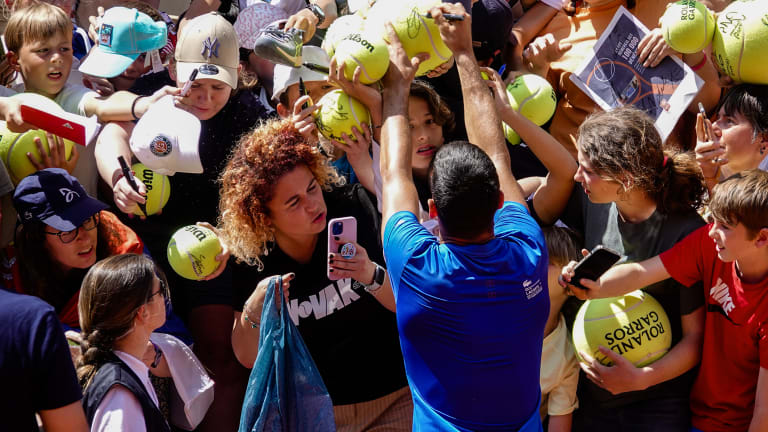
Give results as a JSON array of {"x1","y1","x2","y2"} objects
[
  {"x1": 556, "y1": 107, "x2": 708, "y2": 431},
  {"x1": 220, "y1": 118, "x2": 412, "y2": 431}
]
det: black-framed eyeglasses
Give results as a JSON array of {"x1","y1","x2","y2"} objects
[
  {"x1": 147, "y1": 279, "x2": 171, "y2": 305},
  {"x1": 44, "y1": 213, "x2": 101, "y2": 244}
]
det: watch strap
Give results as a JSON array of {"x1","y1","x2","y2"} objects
[
  {"x1": 363, "y1": 263, "x2": 385, "y2": 293},
  {"x1": 306, "y1": 2, "x2": 325, "y2": 26}
]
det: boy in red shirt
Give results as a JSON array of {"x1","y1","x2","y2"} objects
[{"x1": 562, "y1": 169, "x2": 768, "y2": 432}]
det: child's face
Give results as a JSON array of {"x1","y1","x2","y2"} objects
[
  {"x1": 14, "y1": 31, "x2": 73, "y2": 98},
  {"x1": 574, "y1": 149, "x2": 622, "y2": 204},
  {"x1": 708, "y1": 219, "x2": 756, "y2": 263},
  {"x1": 711, "y1": 108, "x2": 768, "y2": 172},
  {"x1": 408, "y1": 96, "x2": 444, "y2": 175},
  {"x1": 284, "y1": 79, "x2": 335, "y2": 111}
]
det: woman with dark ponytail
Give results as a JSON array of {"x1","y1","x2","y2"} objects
[
  {"x1": 554, "y1": 107, "x2": 707, "y2": 431},
  {"x1": 77, "y1": 254, "x2": 172, "y2": 432}
]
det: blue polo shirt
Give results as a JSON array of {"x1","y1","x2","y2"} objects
[{"x1": 383, "y1": 202, "x2": 549, "y2": 431}]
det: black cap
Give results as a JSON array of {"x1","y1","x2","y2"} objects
[{"x1": 13, "y1": 168, "x2": 108, "y2": 231}]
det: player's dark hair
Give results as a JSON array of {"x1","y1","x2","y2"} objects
[{"x1": 429, "y1": 141, "x2": 500, "y2": 239}]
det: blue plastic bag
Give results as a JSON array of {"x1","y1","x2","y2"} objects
[{"x1": 238, "y1": 276, "x2": 336, "y2": 432}]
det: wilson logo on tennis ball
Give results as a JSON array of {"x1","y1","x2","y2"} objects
[
  {"x1": 167, "y1": 225, "x2": 222, "y2": 280},
  {"x1": 342, "y1": 33, "x2": 375, "y2": 53}
]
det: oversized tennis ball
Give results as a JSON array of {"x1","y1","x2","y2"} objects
[
  {"x1": 573, "y1": 290, "x2": 672, "y2": 367},
  {"x1": 333, "y1": 32, "x2": 390, "y2": 84},
  {"x1": 131, "y1": 163, "x2": 170, "y2": 216},
  {"x1": 712, "y1": 0, "x2": 768, "y2": 84},
  {"x1": 500, "y1": 74, "x2": 557, "y2": 145},
  {"x1": 167, "y1": 225, "x2": 223, "y2": 280},
  {"x1": 314, "y1": 89, "x2": 371, "y2": 142},
  {"x1": 322, "y1": 14, "x2": 365, "y2": 58},
  {"x1": 660, "y1": 0, "x2": 715, "y2": 54},
  {"x1": 0, "y1": 123, "x2": 75, "y2": 184},
  {"x1": 367, "y1": 0, "x2": 452, "y2": 77}
]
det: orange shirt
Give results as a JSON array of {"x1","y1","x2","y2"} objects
[{"x1": 541, "y1": 0, "x2": 670, "y2": 157}]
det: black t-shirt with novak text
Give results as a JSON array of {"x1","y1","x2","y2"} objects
[{"x1": 233, "y1": 185, "x2": 407, "y2": 405}]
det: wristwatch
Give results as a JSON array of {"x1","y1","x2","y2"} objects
[
  {"x1": 363, "y1": 263, "x2": 386, "y2": 294},
  {"x1": 306, "y1": 2, "x2": 325, "y2": 26}
]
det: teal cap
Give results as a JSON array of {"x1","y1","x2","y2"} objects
[{"x1": 78, "y1": 7, "x2": 168, "y2": 78}]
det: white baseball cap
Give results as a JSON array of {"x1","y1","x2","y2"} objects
[
  {"x1": 175, "y1": 12, "x2": 239, "y2": 89},
  {"x1": 129, "y1": 96, "x2": 203, "y2": 176},
  {"x1": 272, "y1": 45, "x2": 330, "y2": 101}
]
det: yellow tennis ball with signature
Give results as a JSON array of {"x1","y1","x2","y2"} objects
[
  {"x1": 167, "y1": 225, "x2": 222, "y2": 280},
  {"x1": 367, "y1": 0, "x2": 452, "y2": 77},
  {"x1": 314, "y1": 89, "x2": 371, "y2": 142},
  {"x1": 712, "y1": 0, "x2": 768, "y2": 84},
  {"x1": 0, "y1": 123, "x2": 75, "y2": 185},
  {"x1": 131, "y1": 163, "x2": 170, "y2": 216}
]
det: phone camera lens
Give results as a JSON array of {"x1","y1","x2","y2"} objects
[{"x1": 332, "y1": 222, "x2": 343, "y2": 235}]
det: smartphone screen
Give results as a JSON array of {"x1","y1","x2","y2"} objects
[{"x1": 571, "y1": 245, "x2": 622, "y2": 290}]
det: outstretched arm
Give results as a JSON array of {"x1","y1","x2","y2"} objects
[
  {"x1": 562, "y1": 256, "x2": 671, "y2": 300},
  {"x1": 483, "y1": 66, "x2": 576, "y2": 223},
  {"x1": 431, "y1": 3, "x2": 526, "y2": 208},
  {"x1": 379, "y1": 24, "x2": 427, "y2": 238}
]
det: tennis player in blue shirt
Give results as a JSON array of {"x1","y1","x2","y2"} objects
[{"x1": 378, "y1": 4, "x2": 549, "y2": 431}]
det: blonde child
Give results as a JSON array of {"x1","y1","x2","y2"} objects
[{"x1": 541, "y1": 226, "x2": 581, "y2": 432}]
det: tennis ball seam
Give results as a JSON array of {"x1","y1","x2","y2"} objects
[
  {"x1": 347, "y1": 94, "x2": 364, "y2": 130},
  {"x1": 416, "y1": 14, "x2": 450, "y2": 62},
  {"x1": 737, "y1": 27, "x2": 745, "y2": 83},
  {"x1": 516, "y1": 87, "x2": 543, "y2": 120},
  {"x1": 695, "y1": 6, "x2": 711, "y2": 52},
  {"x1": 581, "y1": 295, "x2": 646, "y2": 322},
  {"x1": 632, "y1": 347, "x2": 669, "y2": 366},
  {"x1": 348, "y1": 53, "x2": 374, "y2": 83}
]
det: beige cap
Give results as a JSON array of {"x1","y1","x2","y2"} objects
[{"x1": 175, "y1": 12, "x2": 239, "y2": 89}]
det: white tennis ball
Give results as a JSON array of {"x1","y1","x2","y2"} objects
[{"x1": 322, "y1": 14, "x2": 365, "y2": 58}]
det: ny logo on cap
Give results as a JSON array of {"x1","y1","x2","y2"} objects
[
  {"x1": 59, "y1": 188, "x2": 80, "y2": 203},
  {"x1": 201, "y1": 37, "x2": 220, "y2": 59}
]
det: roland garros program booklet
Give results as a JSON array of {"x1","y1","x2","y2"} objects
[{"x1": 569, "y1": 6, "x2": 703, "y2": 143}]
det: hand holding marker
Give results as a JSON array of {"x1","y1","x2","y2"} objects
[
  {"x1": 118, "y1": 155, "x2": 148, "y2": 217},
  {"x1": 181, "y1": 69, "x2": 199, "y2": 97}
]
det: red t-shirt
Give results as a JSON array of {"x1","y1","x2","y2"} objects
[{"x1": 660, "y1": 225, "x2": 768, "y2": 432}]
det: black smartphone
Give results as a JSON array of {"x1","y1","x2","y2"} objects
[{"x1": 571, "y1": 245, "x2": 622, "y2": 290}]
